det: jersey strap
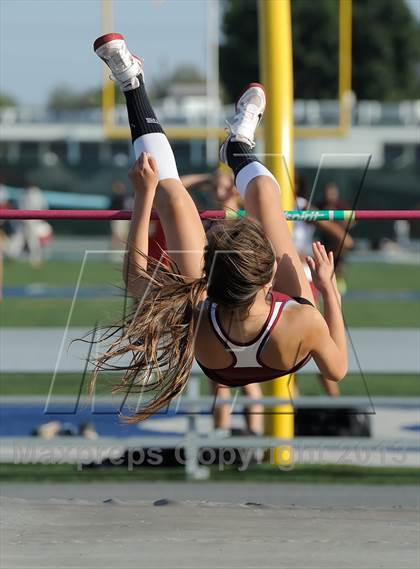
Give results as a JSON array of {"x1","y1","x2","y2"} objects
[{"x1": 208, "y1": 296, "x2": 286, "y2": 368}]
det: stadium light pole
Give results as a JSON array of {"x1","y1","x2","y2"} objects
[{"x1": 259, "y1": 0, "x2": 295, "y2": 466}]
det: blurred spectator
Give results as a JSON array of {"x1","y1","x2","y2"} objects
[
  {"x1": 109, "y1": 180, "x2": 130, "y2": 250},
  {"x1": 17, "y1": 185, "x2": 52, "y2": 266},
  {"x1": 0, "y1": 185, "x2": 10, "y2": 301},
  {"x1": 316, "y1": 182, "x2": 353, "y2": 294},
  {"x1": 0, "y1": 185, "x2": 19, "y2": 298},
  {"x1": 294, "y1": 175, "x2": 316, "y2": 259},
  {"x1": 182, "y1": 166, "x2": 240, "y2": 212},
  {"x1": 31, "y1": 421, "x2": 77, "y2": 438},
  {"x1": 318, "y1": 182, "x2": 348, "y2": 212},
  {"x1": 294, "y1": 175, "x2": 353, "y2": 397},
  {"x1": 394, "y1": 220, "x2": 411, "y2": 248},
  {"x1": 0, "y1": 185, "x2": 18, "y2": 244},
  {"x1": 79, "y1": 421, "x2": 99, "y2": 440},
  {"x1": 409, "y1": 202, "x2": 420, "y2": 240},
  {"x1": 31, "y1": 420, "x2": 98, "y2": 439}
]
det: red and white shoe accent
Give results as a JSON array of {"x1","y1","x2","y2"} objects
[{"x1": 93, "y1": 33, "x2": 143, "y2": 91}]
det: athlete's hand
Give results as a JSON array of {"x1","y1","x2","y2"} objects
[
  {"x1": 129, "y1": 152, "x2": 159, "y2": 194},
  {"x1": 306, "y1": 242, "x2": 337, "y2": 294}
]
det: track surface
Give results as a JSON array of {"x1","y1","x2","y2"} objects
[
  {"x1": 3, "y1": 327, "x2": 419, "y2": 373},
  {"x1": 1, "y1": 483, "x2": 419, "y2": 569}
]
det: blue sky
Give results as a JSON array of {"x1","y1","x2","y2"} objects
[
  {"x1": 1, "y1": 0, "x2": 418, "y2": 106},
  {"x1": 0, "y1": 0, "x2": 208, "y2": 105}
]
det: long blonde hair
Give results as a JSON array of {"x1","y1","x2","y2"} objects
[{"x1": 91, "y1": 218, "x2": 275, "y2": 423}]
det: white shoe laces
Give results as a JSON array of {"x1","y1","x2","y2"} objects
[
  {"x1": 236, "y1": 106, "x2": 259, "y2": 124},
  {"x1": 108, "y1": 45, "x2": 133, "y2": 72},
  {"x1": 225, "y1": 105, "x2": 259, "y2": 148}
]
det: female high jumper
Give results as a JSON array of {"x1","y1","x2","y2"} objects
[{"x1": 92, "y1": 33, "x2": 348, "y2": 422}]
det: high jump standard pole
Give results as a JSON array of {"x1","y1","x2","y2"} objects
[
  {"x1": 259, "y1": 0, "x2": 295, "y2": 466},
  {"x1": 1, "y1": 210, "x2": 418, "y2": 221}
]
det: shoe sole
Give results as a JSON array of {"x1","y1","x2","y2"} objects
[
  {"x1": 93, "y1": 33, "x2": 143, "y2": 81},
  {"x1": 219, "y1": 136, "x2": 230, "y2": 165},
  {"x1": 93, "y1": 32, "x2": 125, "y2": 53},
  {"x1": 235, "y1": 82, "x2": 267, "y2": 113}
]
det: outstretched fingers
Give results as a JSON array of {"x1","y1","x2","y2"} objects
[
  {"x1": 312, "y1": 241, "x2": 331, "y2": 265},
  {"x1": 307, "y1": 242, "x2": 337, "y2": 295}
]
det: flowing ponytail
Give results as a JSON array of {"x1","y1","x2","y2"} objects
[
  {"x1": 90, "y1": 252, "x2": 206, "y2": 423},
  {"x1": 91, "y1": 217, "x2": 275, "y2": 423}
]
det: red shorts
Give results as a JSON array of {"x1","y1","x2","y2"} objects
[{"x1": 148, "y1": 221, "x2": 167, "y2": 262}]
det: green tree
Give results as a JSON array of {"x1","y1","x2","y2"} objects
[
  {"x1": 220, "y1": 0, "x2": 420, "y2": 101},
  {"x1": 48, "y1": 86, "x2": 101, "y2": 110},
  {"x1": 220, "y1": 0, "x2": 259, "y2": 102},
  {"x1": 47, "y1": 63, "x2": 206, "y2": 110},
  {"x1": 47, "y1": 85, "x2": 126, "y2": 110},
  {"x1": 352, "y1": 0, "x2": 420, "y2": 99},
  {"x1": 292, "y1": 0, "x2": 338, "y2": 99},
  {"x1": 150, "y1": 64, "x2": 206, "y2": 99},
  {"x1": 0, "y1": 91, "x2": 18, "y2": 107}
]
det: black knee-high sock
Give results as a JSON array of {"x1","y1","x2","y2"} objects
[
  {"x1": 224, "y1": 137, "x2": 276, "y2": 197},
  {"x1": 225, "y1": 139, "x2": 259, "y2": 177},
  {"x1": 124, "y1": 76, "x2": 164, "y2": 143},
  {"x1": 124, "y1": 76, "x2": 180, "y2": 180}
]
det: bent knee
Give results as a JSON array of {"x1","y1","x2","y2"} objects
[
  {"x1": 245, "y1": 176, "x2": 280, "y2": 204},
  {"x1": 154, "y1": 181, "x2": 189, "y2": 212}
]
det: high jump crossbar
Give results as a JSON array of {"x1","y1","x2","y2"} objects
[{"x1": 1, "y1": 209, "x2": 419, "y2": 221}]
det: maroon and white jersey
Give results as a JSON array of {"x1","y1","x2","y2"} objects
[{"x1": 196, "y1": 290, "x2": 311, "y2": 387}]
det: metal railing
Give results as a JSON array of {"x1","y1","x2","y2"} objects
[
  {"x1": 1, "y1": 100, "x2": 419, "y2": 127},
  {"x1": 1, "y1": 380, "x2": 419, "y2": 478}
]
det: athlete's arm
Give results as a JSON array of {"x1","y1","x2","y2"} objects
[
  {"x1": 306, "y1": 242, "x2": 348, "y2": 381},
  {"x1": 123, "y1": 152, "x2": 158, "y2": 292},
  {"x1": 316, "y1": 220, "x2": 354, "y2": 250},
  {"x1": 180, "y1": 172, "x2": 212, "y2": 190},
  {"x1": 306, "y1": 305, "x2": 347, "y2": 381}
]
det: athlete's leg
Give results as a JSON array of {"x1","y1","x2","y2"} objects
[
  {"x1": 94, "y1": 34, "x2": 205, "y2": 278},
  {"x1": 212, "y1": 383, "x2": 231, "y2": 431},
  {"x1": 212, "y1": 383, "x2": 264, "y2": 434},
  {"x1": 220, "y1": 84, "x2": 314, "y2": 302},
  {"x1": 244, "y1": 175, "x2": 314, "y2": 302},
  {"x1": 242, "y1": 383, "x2": 263, "y2": 434},
  {"x1": 124, "y1": 79, "x2": 205, "y2": 278}
]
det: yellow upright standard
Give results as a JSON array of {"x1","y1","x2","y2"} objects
[
  {"x1": 101, "y1": 0, "x2": 115, "y2": 135},
  {"x1": 338, "y1": 0, "x2": 352, "y2": 132},
  {"x1": 258, "y1": 0, "x2": 295, "y2": 466}
]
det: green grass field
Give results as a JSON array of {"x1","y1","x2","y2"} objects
[
  {"x1": 1, "y1": 463, "x2": 418, "y2": 485},
  {"x1": 345, "y1": 262, "x2": 419, "y2": 290},
  {"x1": 1, "y1": 259, "x2": 419, "y2": 327},
  {"x1": 1, "y1": 372, "x2": 418, "y2": 397},
  {"x1": 4, "y1": 259, "x2": 419, "y2": 290},
  {"x1": 3, "y1": 259, "x2": 123, "y2": 287},
  {"x1": 2, "y1": 296, "x2": 419, "y2": 327}
]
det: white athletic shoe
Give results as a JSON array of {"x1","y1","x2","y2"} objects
[
  {"x1": 220, "y1": 82, "x2": 266, "y2": 163},
  {"x1": 93, "y1": 33, "x2": 143, "y2": 91}
]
